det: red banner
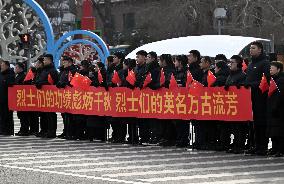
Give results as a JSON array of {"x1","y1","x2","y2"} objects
[{"x1": 8, "y1": 85, "x2": 253, "y2": 121}]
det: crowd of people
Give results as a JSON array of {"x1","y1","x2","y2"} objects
[{"x1": 0, "y1": 41, "x2": 283, "y2": 157}]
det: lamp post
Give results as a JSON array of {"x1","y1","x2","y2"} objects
[{"x1": 214, "y1": 8, "x2": 227, "y2": 35}]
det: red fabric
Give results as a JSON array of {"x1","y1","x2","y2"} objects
[
  {"x1": 98, "y1": 69, "x2": 103, "y2": 84},
  {"x1": 169, "y1": 73, "x2": 178, "y2": 89},
  {"x1": 111, "y1": 70, "x2": 121, "y2": 85},
  {"x1": 9, "y1": 85, "x2": 253, "y2": 121},
  {"x1": 186, "y1": 71, "x2": 194, "y2": 88},
  {"x1": 48, "y1": 74, "x2": 54, "y2": 85},
  {"x1": 207, "y1": 70, "x2": 216, "y2": 87},
  {"x1": 160, "y1": 68, "x2": 165, "y2": 86},
  {"x1": 70, "y1": 72, "x2": 91, "y2": 90},
  {"x1": 126, "y1": 69, "x2": 136, "y2": 86},
  {"x1": 24, "y1": 69, "x2": 35, "y2": 81},
  {"x1": 268, "y1": 77, "x2": 279, "y2": 97},
  {"x1": 259, "y1": 73, "x2": 269, "y2": 93},
  {"x1": 189, "y1": 80, "x2": 204, "y2": 96},
  {"x1": 143, "y1": 73, "x2": 152, "y2": 88},
  {"x1": 242, "y1": 60, "x2": 248, "y2": 72}
]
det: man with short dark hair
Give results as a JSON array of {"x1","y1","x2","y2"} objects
[
  {"x1": 245, "y1": 41, "x2": 270, "y2": 155},
  {"x1": 34, "y1": 53, "x2": 59, "y2": 138}
]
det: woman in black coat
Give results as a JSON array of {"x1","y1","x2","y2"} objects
[{"x1": 266, "y1": 61, "x2": 284, "y2": 157}]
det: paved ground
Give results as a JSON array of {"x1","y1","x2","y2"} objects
[{"x1": 0, "y1": 113, "x2": 284, "y2": 184}]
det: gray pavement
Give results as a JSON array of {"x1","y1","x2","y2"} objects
[{"x1": 0, "y1": 113, "x2": 284, "y2": 184}]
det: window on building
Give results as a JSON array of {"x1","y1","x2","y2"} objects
[{"x1": 123, "y1": 13, "x2": 135, "y2": 30}]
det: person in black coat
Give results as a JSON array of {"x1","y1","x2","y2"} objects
[
  {"x1": 34, "y1": 54, "x2": 59, "y2": 138},
  {"x1": 117, "y1": 58, "x2": 138, "y2": 144},
  {"x1": 108, "y1": 52, "x2": 127, "y2": 143},
  {"x1": 56, "y1": 56, "x2": 78, "y2": 139},
  {"x1": 134, "y1": 50, "x2": 148, "y2": 144},
  {"x1": 211, "y1": 60, "x2": 230, "y2": 151},
  {"x1": 70, "y1": 59, "x2": 91, "y2": 140},
  {"x1": 187, "y1": 50, "x2": 203, "y2": 82},
  {"x1": 225, "y1": 55, "x2": 247, "y2": 154},
  {"x1": 244, "y1": 41, "x2": 270, "y2": 155},
  {"x1": 87, "y1": 61, "x2": 109, "y2": 142},
  {"x1": 13, "y1": 62, "x2": 29, "y2": 136},
  {"x1": 143, "y1": 51, "x2": 162, "y2": 144},
  {"x1": 266, "y1": 61, "x2": 284, "y2": 157},
  {"x1": 158, "y1": 54, "x2": 176, "y2": 146},
  {"x1": 198, "y1": 56, "x2": 215, "y2": 150},
  {"x1": 174, "y1": 55, "x2": 189, "y2": 147},
  {"x1": 187, "y1": 50, "x2": 204, "y2": 149},
  {"x1": 0, "y1": 60, "x2": 15, "y2": 135}
]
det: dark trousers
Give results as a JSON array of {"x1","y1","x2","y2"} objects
[
  {"x1": 0, "y1": 106, "x2": 14, "y2": 135},
  {"x1": 127, "y1": 118, "x2": 139, "y2": 143},
  {"x1": 176, "y1": 120, "x2": 189, "y2": 144},
  {"x1": 111, "y1": 118, "x2": 127, "y2": 142},
  {"x1": 139, "y1": 119, "x2": 151, "y2": 143},
  {"x1": 17, "y1": 111, "x2": 29, "y2": 133},
  {"x1": 161, "y1": 120, "x2": 176, "y2": 142},
  {"x1": 254, "y1": 123, "x2": 268, "y2": 152}
]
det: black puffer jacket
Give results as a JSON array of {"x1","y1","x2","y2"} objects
[
  {"x1": 57, "y1": 65, "x2": 78, "y2": 88},
  {"x1": 212, "y1": 68, "x2": 230, "y2": 87},
  {"x1": 188, "y1": 62, "x2": 203, "y2": 82},
  {"x1": 245, "y1": 54, "x2": 270, "y2": 124},
  {"x1": 35, "y1": 64, "x2": 58, "y2": 86},
  {"x1": 266, "y1": 72, "x2": 284, "y2": 137},
  {"x1": 0, "y1": 68, "x2": 15, "y2": 104},
  {"x1": 225, "y1": 69, "x2": 246, "y2": 87},
  {"x1": 142, "y1": 61, "x2": 161, "y2": 90},
  {"x1": 245, "y1": 54, "x2": 270, "y2": 89},
  {"x1": 163, "y1": 66, "x2": 174, "y2": 88},
  {"x1": 134, "y1": 63, "x2": 147, "y2": 88},
  {"x1": 108, "y1": 63, "x2": 123, "y2": 87},
  {"x1": 15, "y1": 71, "x2": 26, "y2": 85},
  {"x1": 174, "y1": 68, "x2": 187, "y2": 87}
]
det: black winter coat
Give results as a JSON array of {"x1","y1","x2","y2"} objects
[
  {"x1": 266, "y1": 72, "x2": 284, "y2": 137},
  {"x1": 134, "y1": 63, "x2": 147, "y2": 88},
  {"x1": 57, "y1": 65, "x2": 77, "y2": 88},
  {"x1": 162, "y1": 66, "x2": 174, "y2": 88},
  {"x1": 201, "y1": 69, "x2": 209, "y2": 87},
  {"x1": 108, "y1": 63, "x2": 123, "y2": 87},
  {"x1": 15, "y1": 71, "x2": 26, "y2": 85},
  {"x1": 212, "y1": 68, "x2": 230, "y2": 87},
  {"x1": 0, "y1": 68, "x2": 15, "y2": 104},
  {"x1": 245, "y1": 54, "x2": 270, "y2": 124},
  {"x1": 225, "y1": 69, "x2": 247, "y2": 87},
  {"x1": 35, "y1": 64, "x2": 58, "y2": 86},
  {"x1": 143, "y1": 61, "x2": 161, "y2": 90},
  {"x1": 174, "y1": 68, "x2": 186, "y2": 87},
  {"x1": 188, "y1": 62, "x2": 203, "y2": 82}
]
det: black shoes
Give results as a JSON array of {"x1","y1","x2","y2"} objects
[{"x1": 15, "y1": 131, "x2": 29, "y2": 136}]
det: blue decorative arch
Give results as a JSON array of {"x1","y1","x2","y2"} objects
[
  {"x1": 24, "y1": 0, "x2": 54, "y2": 53},
  {"x1": 55, "y1": 39, "x2": 106, "y2": 68},
  {"x1": 53, "y1": 30, "x2": 109, "y2": 56},
  {"x1": 23, "y1": 0, "x2": 110, "y2": 68}
]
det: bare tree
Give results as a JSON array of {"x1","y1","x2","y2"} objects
[
  {"x1": 0, "y1": 0, "x2": 45, "y2": 63},
  {"x1": 91, "y1": 0, "x2": 113, "y2": 44}
]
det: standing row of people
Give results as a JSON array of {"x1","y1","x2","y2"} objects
[{"x1": 0, "y1": 41, "x2": 283, "y2": 157}]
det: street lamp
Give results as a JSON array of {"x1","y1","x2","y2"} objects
[{"x1": 214, "y1": 8, "x2": 227, "y2": 35}]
